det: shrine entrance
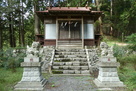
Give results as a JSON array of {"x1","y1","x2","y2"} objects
[
  {"x1": 58, "y1": 20, "x2": 81, "y2": 39},
  {"x1": 56, "y1": 18, "x2": 84, "y2": 48}
]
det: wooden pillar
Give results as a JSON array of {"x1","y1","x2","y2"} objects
[
  {"x1": 56, "y1": 18, "x2": 58, "y2": 48},
  {"x1": 44, "y1": 20, "x2": 46, "y2": 42},
  {"x1": 82, "y1": 16, "x2": 84, "y2": 48},
  {"x1": 69, "y1": 21, "x2": 71, "y2": 38},
  {"x1": 44, "y1": 20, "x2": 47, "y2": 46}
]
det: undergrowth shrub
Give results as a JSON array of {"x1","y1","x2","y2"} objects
[
  {"x1": 113, "y1": 44, "x2": 136, "y2": 90},
  {"x1": 118, "y1": 68, "x2": 136, "y2": 90},
  {"x1": 0, "y1": 48, "x2": 26, "y2": 72},
  {"x1": 126, "y1": 33, "x2": 136, "y2": 51},
  {"x1": 118, "y1": 54, "x2": 136, "y2": 70},
  {"x1": 113, "y1": 44, "x2": 129, "y2": 57}
]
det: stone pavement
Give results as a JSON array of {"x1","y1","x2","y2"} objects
[{"x1": 44, "y1": 75, "x2": 97, "y2": 91}]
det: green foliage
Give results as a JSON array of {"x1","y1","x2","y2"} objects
[
  {"x1": 113, "y1": 45, "x2": 128, "y2": 57},
  {"x1": 101, "y1": 0, "x2": 136, "y2": 37},
  {"x1": 117, "y1": 53, "x2": 136, "y2": 90},
  {"x1": 126, "y1": 33, "x2": 136, "y2": 51},
  {"x1": 0, "y1": 68, "x2": 23, "y2": 91},
  {"x1": 118, "y1": 66, "x2": 136, "y2": 90},
  {"x1": 0, "y1": 48, "x2": 26, "y2": 71},
  {"x1": 126, "y1": 73, "x2": 136, "y2": 90},
  {"x1": 118, "y1": 54, "x2": 136, "y2": 69}
]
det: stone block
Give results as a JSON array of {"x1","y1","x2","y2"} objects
[
  {"x1": 14, "y1": 79, "x2": 47, "y2": 91},
  {"x1": 99, "y1": 71, "x2": 118, "y2": 77},
  {"x1": 63, "y1": 66, "x2": 68, "y2": 70},
  {"x1": 53, "y1": 62, "x2": 59, "y2": 66},
  {"x1": 21, "y1": 77, "x2": 31, "y2": 81},
  {"x1": 21, "y1": 62, "x2": 41, "y2": 67},
  {"x1": 97, "y1": 61, "x2": 120, "y2": 67},
  {"x1": 63, "y1": 70, "x2": 69, "y2": 74},
  {"x1": 93, "y1": 79, "x2": 125, "y2": 87},
  {"x1": 53, "y1": 66, "x2": 59, "y2": 70},
  {"x1": 81, "y1": 70, "x2": 90, "y2": 74},
  {"x1": 65, "y1": 62, "x2": 72, "y2": 66},
  {"x1": 69, "y1": 66, "x2": 80, "y2": 70},
  {"x1": 68, "y1": 70, "x2": 75, "y2": 74},
  {"x1": 73, "y1": 62, "x2": 80, "y2": 66},
  {"x1": 99, "y1": 68, "x2": 117, "y2": 72},
  {"x1": 59, "y1": 62, "x2": 64, "y2": 66},
  {"x1": 80, "y1": 62, "x2": 87, "y2": 66},
  {"x1": 75, "y1": 70, "x2": 81, "y2": 74},
  {"x1": 14, "y1": 57, "x2": 47, "y2": 91},
  {"x1": 99, "y1": 57, "x2": 116, "y2": 62},
  {"x1": 33, "y1": 72, "x2": 40, "y2": 76},
  {"x1": 24, "y1": 57, "x2": 39, "y2": 62},
  {"x1": 31, "y1": 77, "x2": 41, "y2": 81},
  {"x1": 81, "y1": 66, "x2": 89, "y2": 70},
  {"x1": 93, "y1": 56, "x2": 126, "y2": 88},
  {"x1": 67, "y1": 55, "x2": 76, "y2": 58}
]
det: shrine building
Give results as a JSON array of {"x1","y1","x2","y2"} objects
[{"x1": 36, "y1": 7, "x2": 102, "y2": 48}]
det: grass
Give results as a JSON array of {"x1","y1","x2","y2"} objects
[
  {"x1": 0, "y1": 68, "x2": 51, "y2": 91},
  {"x1": 0, "y1": 68, "x2": 23, "y2": 91},
  {"x1": 102, "y1": 35, "x2": 136, "y2": 90},
  {"x1": 118, "y1": 55, "x2": 136, "y2": 91},
  {"x1": 0, "y1": 35, "x2": 135, "y2": 90},
  {"x1": 101, "y1": 35, "x2": 128, "y2": 46}
]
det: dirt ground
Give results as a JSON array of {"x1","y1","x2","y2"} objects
[{"x1": 44, "y1": 75, "x2": 127, "y2": 91}]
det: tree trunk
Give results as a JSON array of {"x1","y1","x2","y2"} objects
[
  {"x1": 110, "y1": 0, "x2": 113, "y2": 35},
  {"x1": 96, "y1": 0, "x2": 103, "y2": 35},
  {"x1": 9, "y1": 14, "x2": 13, "y2": 47},
  {"x1": 21, "y1": 0, "x2": 25, "y2": 46},
  {"x1": 8, "y1": 0, "x2": 16, "y2": 47},
  {"x1": 18, "y1": 0, "x2": 25, "y2": 47},
  {"x1": 34, "y1": 1, "x2": 40, "y2": 41},
  {"x1": 34, "y1": 14, "x2": 40, "y2": 35},
  {"x1": 0, "y1": 29, "x2": 2, "y2": 49},
  {"x1": 19, "y1": 6, "x2": 21, "y2": 46}
]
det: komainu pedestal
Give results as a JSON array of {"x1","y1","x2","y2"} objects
[
  {"x1": 93, "y1": 57, "x2": 126, "y2": 87},
  {"x1": 14, "y1": 57, "x2": 47, "y2": 91}
]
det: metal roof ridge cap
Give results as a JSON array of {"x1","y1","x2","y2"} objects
[{"x1": 47, "y1": 7, "x2": 91, "y2": 10}]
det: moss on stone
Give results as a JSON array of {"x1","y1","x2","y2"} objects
[{"x1": 52, "y1": 70, "x2": 63, "y2": 74}]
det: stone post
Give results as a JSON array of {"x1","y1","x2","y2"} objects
[
  {"x1": 14, "y1": 57, "x2": 47, "y2": 91},
  {"x1": 93, "y1": 57, "x2": 125, "y2": 87}
]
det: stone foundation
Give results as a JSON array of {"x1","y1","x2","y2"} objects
[
  {"x1": 93, "y1": 57, "x2": 125, "y2": 87},
  {"x1": 14, "y1": 57, "x2": 47, "y2": 91}
]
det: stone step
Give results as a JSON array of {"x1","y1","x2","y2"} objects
[
  {"x1": 58, "y1": 40, "x2": 82, "y2": 42},
  {"x1": 54, "y1": 58, "x2": 87, "y2": 62},
  {"x1": 58, "y1": 42, "x2": 82, "y2": 44},
  {"x1": 55, "y1": 52, "x2": 86, "y2": 55},
  {"x1": 53, "y1": 62, "x2": 88, "y2": 66},
  {"x1": 55, "y1": 55, "x2": 87, "y2": 58},
  {"x1": 56, "y1": 49, "x2": 85, "y2": 52},
  {"x1": 52, "y1": 66, "x2": 89, "y2": 70},
  {"x1": 57, "y1": 46, "x2": 83, "y2": 49},
  {"x1": 58, "y1": 44, "x2": 82, "y2": 48},
  {"x1": 52, "y1": 70, "x2": 90, "y2": 74}
]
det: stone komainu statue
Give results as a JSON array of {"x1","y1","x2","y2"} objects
[
  {"x1": 26, "y1": 42, "x2": 40, "y2": 57},
  {"x1": 100, "y1": 42, "x2": 114, "y2": 57}
]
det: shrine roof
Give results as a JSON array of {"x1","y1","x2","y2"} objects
[
  {"x1": 36, "y1": 7, "x2": 103, "y2": 22},
  {"x1": 36, "y1": 7, "x2": 102, "y2": 14}
]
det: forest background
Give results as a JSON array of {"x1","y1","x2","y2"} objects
[{"x1": 0, "y1": 0, "x2": 136, "y2": 49}]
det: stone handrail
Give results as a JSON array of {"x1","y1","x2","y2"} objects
[
  {"x1": 48, "y1": 49, "x2": 55, "y2": 74},
  {"x1": 86, "y1": 49, "x2": 92, "y2": 72}
]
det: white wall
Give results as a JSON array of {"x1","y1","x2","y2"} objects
[
  {"x1": 84, "y1": 24, "x2": 94, "y2": 39},
  {"x1": 45, "y1": 24, "x2": 56, "y2": 39}
]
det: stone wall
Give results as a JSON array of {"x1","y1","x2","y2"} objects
[{"x1": 40, "y1": 46, "x2": 55, "y2": 73}]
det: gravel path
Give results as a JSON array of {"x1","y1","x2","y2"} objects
[{"x1": 44, "y1": 75, "x2": 97, "y2": 91}]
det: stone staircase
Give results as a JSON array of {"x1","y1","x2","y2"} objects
[
  {"x1": 57, "y1": 40, "x2": 82, "y2": 48},
  {"x1": 51, "y1": 49, "x2": 90, "y2": 75}
]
